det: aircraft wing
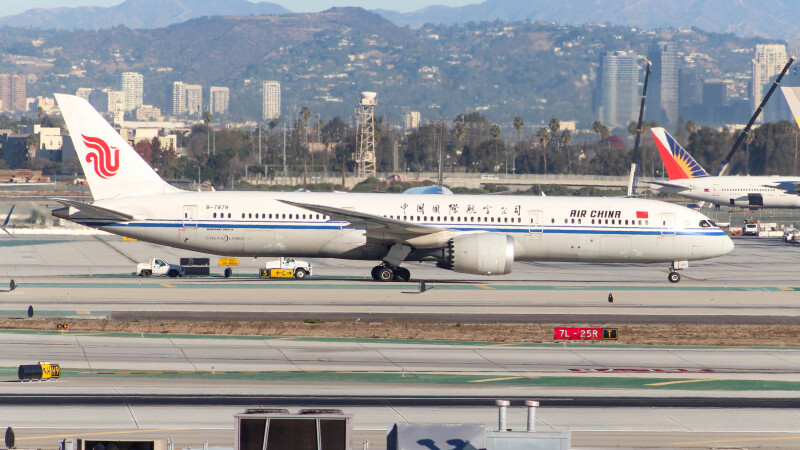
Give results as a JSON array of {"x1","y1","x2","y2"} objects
[
  {"x1": 50, "y1": 198, "x2": 133, "y2": 221},
  {"x1": 764, "y1": 181, "x2": 800, "y2": 194},
  {"x1": 279, "y1": 199, "x2": 442, "y2": 236},
  {"x1": 648, "y1": 180, "x2": 691, "y2": 192}
]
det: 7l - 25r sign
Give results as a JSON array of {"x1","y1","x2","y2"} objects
[{"x1": 554, "y1": 327, "x2": 617, "y2": 341}]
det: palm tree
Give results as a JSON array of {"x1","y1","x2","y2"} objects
[
  {"x1": 322, "y1": 134, "x2": 332, "y2": 179},
  {"x1": 599, "y1": 125, "x2": 610, "y2": 145},
  {"x1": 490, "y1": 124, "x2": 500, "y2": 172},
  {"x1": 512, "y1": 117, "x2": 523, "y2": 174},
  {"x1": 547, "y1": 117, "x2": 560, "y2": 172},
  {"x1": 535, "y1": 127, "x2": 550, "y2": 174},
  {"x1": 592, "y1": 120, "x2": 603, "y2": 143},
  {"x1": 301, "y1": 106, "x2": 311, "y2": 150},
  {"x1": 203, "y1": 110, "x2": 213, "y2": 156},
  {"x1": 561, "y1": 129, "x2": 573, "y2": 173},
  {"x1": 36, "y1": 106, "x2": 45, "y2": 122}
]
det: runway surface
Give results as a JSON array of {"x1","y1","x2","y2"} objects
[
  {"x1": 0, "y1": 235, "x2": 799, "y2": 324},
  {"x1": 1, "y1": 233, "x2": 800, "y2": 448}
]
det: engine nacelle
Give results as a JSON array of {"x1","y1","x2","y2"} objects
[{"x1": 442, "y1": 233, "x2": 514, "y2": 276}]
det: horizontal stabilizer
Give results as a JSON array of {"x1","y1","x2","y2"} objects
[
  {"x1": 50, "y1": 198, "x2": 133, "y2": 221},
  {"x1": 648, "y1": 180, "x2": 691, "y2": 192}
]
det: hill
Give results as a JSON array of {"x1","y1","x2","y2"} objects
[
  {"x1": 377, "y1": 0, "x2": 800, "y2": 40},
  {"x1": 0, "y1": 0, "x2": 290, "y2": 30}
]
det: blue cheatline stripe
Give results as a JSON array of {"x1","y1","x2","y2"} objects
[{"x1": 75, "y1": 220, "x2": 727, "y2": 237}]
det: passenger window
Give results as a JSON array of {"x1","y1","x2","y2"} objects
[
  {"x1": 213, "y1": 213, "x2": 216, "y2": 218},
  {"x1": 227, "y1": 213, "x2": 231, "y2": 218},
  {"x1": 241, "y1": 213, "x2": 245, "y2": 219},
  {"x1": 578, "y1": 219, "x2": 581, "y2": 224}
]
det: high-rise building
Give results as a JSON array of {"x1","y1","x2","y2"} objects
[
  {"x1": 107, "y1": 90, "x2": 125, "y2": 124},
  {"x1": 404, "y1": 111, "x2": 420, "y2": 131},
  {"x1": 0, "y1": 74, "x2": 27, "y2": 112},
  {"x1": 262, "y1": 81, "x2": 281, "y2": 120},
  {"x1": 120, "y1": 72, "x2": 143, "y2": 112},
  {"x1": 210, "y1": 86, "x2": 229, "y2": 115},
  {"x1": 9, "y1": 75, "x2": 26, "y2": 112},
  {"x1": 752, "y1": 44, "x2": 788, "y2": 113},
  {"x1": 597, "y1": 51, "x2": 639, "y2": 128},
  {"x1": 648, "y1": 41, "x2": 679, "y2": 126},
  {"x1": 172, "y1": 81, "x2": 187, "y2": 116},
  {"x1": 185, "y1": 84, "x2": 202, "y2": 116},
  {"x1": 0, "y1": 74, "x2": 11, "y2": 112},
  {"x1": 76, "y1": 88, "x2": 92, "y2": 101}
]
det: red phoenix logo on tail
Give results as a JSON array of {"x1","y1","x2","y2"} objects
[{"x1": 81, "y1": 134, "x2": 120, "y2": 178}]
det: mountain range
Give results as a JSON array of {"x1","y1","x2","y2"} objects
[
  {"x1": 0, "y1": 0, "x2": 289, "y2": 30},
  {"x1": 377, "y1": 0, "x2": 800, "y2": 40},
  {"x1": 2, "y1": 0, "x2": 797, "y2": 40}
]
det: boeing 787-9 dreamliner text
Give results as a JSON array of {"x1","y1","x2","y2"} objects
[{"x1": 53, "y1": 94, "x2": 733, "y2": 283}]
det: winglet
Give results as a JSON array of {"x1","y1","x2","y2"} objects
[
  {"x1": 651, "y1": 127, "x2": 709, "y2": 180},
  {"x1": 1, "y1": 204, "x2": 13, "y2": 236}
]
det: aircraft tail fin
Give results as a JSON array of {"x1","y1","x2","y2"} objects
[
  {"x1": 1, "y1": 204, "x2": 13, "y2": 236},
  {"x1": 55, "y1": 94, "x2": 180, "y2": 200},
  {"x1": 651, "y1": 127, "x2": 709, "y2": 180},
  {"x1": 782, "y1": 86, "x2": 800, "y2": 129}
]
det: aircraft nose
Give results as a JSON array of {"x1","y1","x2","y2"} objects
[{"x1": 721, "y1": 233, "x2": 734, "y2": 255}]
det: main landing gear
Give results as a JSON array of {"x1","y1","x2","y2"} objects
[
  {"x1": 667, "y1": 260, "x2": 688, "y2": 283},
  {"x1": 370, "y1": 264, "x2": 411, "y2": 282},
  {"x1": 371, "y1": 243, "x2": 412, "y2": 282}
]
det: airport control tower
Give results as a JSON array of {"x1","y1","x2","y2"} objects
[{"x1": 355, "y1": 91, "x2": 377, "y2": 178}]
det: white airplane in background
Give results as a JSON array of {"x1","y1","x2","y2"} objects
[
  {"x1": 650, "y1": 127, "x2": 800, "y2": 208},
  {"x1": 52, "y1": 94, "x2": 732, "y2": 283}
]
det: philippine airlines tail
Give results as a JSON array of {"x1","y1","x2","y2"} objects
[
  {"x1": 55, "y1": 94, "x2": 180, "y2": 200},
  {"x1": 782, "y1": 86, "x2": 800, "y2": 129},
  {"x1": 651, "y1": 127, "x2": 709, "y2": 181}
]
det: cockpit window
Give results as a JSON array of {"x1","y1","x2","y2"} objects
[{"x1": 699, "y1": 220, "x2": 715, "y2": 228}]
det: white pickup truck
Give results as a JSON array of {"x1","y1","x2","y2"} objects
[
  {"x1": 136, "y1": 258, "x2": 184, "y2": 277},
  {"x1": 261, "y1": 257, "x2": 312, "y2": 279}
]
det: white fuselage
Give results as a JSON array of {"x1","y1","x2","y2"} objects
[
  {"x1": 653, "y1": 176, "x2": 800, "y2": 208},
  {"x1": 60, "y1": 191, "x2": 733, "y2": 265}
]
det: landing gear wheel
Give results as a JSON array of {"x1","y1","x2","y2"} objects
[
  {"x1": 376, "y1": 267, "x2": 394, "y2": 282},
  {"x1": 371, "y1": 266, "x2": 382, "y2": 280},
  {"x1": 394, "y1": 267, "x2": 411, "y2": 282},
  {"x1": 668, "y1": 271, "x2": 681, "y2": 283},
  {"x1": 224, "y1": 267, "x2": 233, "y2": 278}
]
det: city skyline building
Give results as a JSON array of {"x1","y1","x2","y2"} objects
[
  {"x1": 210, "y1": 86, "x2": 229, "y2": 115},
  {"x1": 121, "y1": 72, "x2": 143, "y2": 112},
  {"x1": 598, "y1": 50, "x2": 639, "y2": 128},
  {"x1": 76, "y1": 87, "x2": 92, "y2": 101},
  {"x1": 752, "y1": 44, "x2": 788, "y2": 117},
  {"x1": 0, "y1": 74, "x2": 27, "y2": 112},
  {"x1": 185, "y1": 84, "x2": 202, "y2": 117},
  {"x1": 262, "y1": 81, "x2": 281, "y2": 121},
  {"x1": 648, "y1": 41, "x2": 679, "y2": 126},
  {"x1": 172, "y1": 81, "x2": 187, "y2": 116}
]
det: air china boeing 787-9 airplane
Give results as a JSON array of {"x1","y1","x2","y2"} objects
[{"x1": 52, "y1": 94, "x2": 733, "y2": 283}]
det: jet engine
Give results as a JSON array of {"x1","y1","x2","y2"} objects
[{"x1": 440, "y1": 233, "x2": 515, "y2": 275}]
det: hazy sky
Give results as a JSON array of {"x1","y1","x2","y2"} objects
[{"x1": 6, "y1": 0, "x2": 480, "y2": 16}]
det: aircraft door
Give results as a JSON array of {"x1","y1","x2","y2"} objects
[
  {"x1": 528, "y1": 210, "x2": 543, "y2": 233},
  {"x1": 712, "y1": 184, "x2": 720, "y2": 197},
  {"x1": 748, "y1": 193, "x2": 764, "y2": 207},
  {"x1": 180, "y1": 205, "x2": 198, "y2": 245},
  {"x1": 182, "y1": 205, "x2": 198, "y2": 228},
  {"x1": 660, "y1": 213, "x2": 676, "y2": 235}
]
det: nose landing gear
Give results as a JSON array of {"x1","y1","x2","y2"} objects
[{"x1": 667, "y1": 260, "x2": 688, "y2": 283}]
